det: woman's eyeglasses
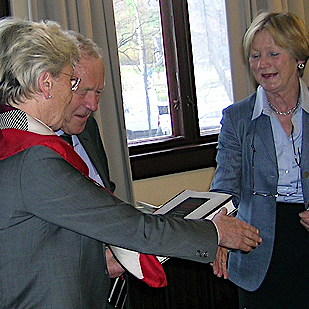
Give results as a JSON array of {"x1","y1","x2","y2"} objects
[
  {"x1": 60, "y1": 72, "x2": 81, "y2": 91},
  {"x1": 251, "y1": 126, "x2": 301, "y2": 198}
]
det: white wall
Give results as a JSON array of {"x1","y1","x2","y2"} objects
[{"x1": 133, "y1": 167, "x2": 216, "y2": 206}]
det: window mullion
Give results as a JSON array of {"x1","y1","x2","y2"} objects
[{"x1": 171, "y1": 0, "x2": 199, "y2": 142}]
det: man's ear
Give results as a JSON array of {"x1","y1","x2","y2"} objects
[{"x1": 38, "y1": 71, "x2": 53, "y2": 99}]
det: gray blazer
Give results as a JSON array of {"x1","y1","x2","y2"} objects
[
  {"x1": 77, "y1": 116, "x2": 116, "y2": 193},
  {"x1": 211, "y1": 92, "x2": 309, "y2": 291},
  {"x1": 0, "y1": 136, "x2": 218, "y2": 308}
]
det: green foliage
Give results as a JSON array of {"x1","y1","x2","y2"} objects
[{"x1": 113, "y1": 0, "x2": 163, "y2": 66}]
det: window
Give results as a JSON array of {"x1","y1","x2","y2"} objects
[
  {"x1": 187, "y1": 0, "x2": 233, "y2": 134},
  {"x1": 113, "y1": 0, "x2": 170, "y2": 142},
  {"x1": 113, "y1": 0, "x2": 233, "y2": 179}
]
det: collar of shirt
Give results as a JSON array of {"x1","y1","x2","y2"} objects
[
  {"x1": 251, "y1": 78, "x2": 309, "y2": 121},
  {"x1": 55, "y1": 129, "x2": 104, "y2": 187},
  {"x1": 55, "y1": 129, "x2": 65, "y2": 137},
  {"x1": 55, "y1": 129, "x2": 78, "y2": 147}
]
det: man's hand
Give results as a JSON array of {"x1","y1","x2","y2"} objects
[
  {"x1": 106, "y1": 247, "x2": 125, "y2": 278},
  {"x1": 299, "y1": 210, "x2": 309, "y2": 232},
  {"x1": 212, "y1": 208, "x2": 262, "y2": 252}
]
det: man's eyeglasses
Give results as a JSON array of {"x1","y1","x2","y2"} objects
[
  {"x1": 251, "y1": 127, "x2": 301, "y2": 198},
  {"x1": 60, "y1": 72, "x2": 81, "y2": 91}
]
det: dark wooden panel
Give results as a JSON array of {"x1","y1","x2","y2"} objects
[{"x1": 130, "y1": 141, "x2": 218, "y2": 180}]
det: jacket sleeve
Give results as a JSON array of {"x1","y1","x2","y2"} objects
[
  {"x1": 18, "y1": 145, "x2": 218, "y2": 263},
  {"x1": 210, "y1": 106, "x2": 242, "y2": 205}
]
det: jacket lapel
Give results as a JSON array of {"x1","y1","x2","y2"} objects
[
  {"x1": 301, "y1": 111, "x2": 309, "y2": 161},
  {"x1": 301, "y1": 111, "x2": 309, "y2": 206},
  {"x1": 77, "y1": 130, "x2": 112, "y2": 192},
  {"x1": 254, "y1": 113, "x2": 277, "y2": 167}
]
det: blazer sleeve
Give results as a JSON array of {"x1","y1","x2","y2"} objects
[
  {"x1": 16, "y1": 145, "x2": 218, "y2": 263},
  {"x1": 210, "y1": 105, "x2": 243, "y2": 205}
]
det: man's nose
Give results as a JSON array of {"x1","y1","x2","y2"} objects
[{"x1": 84, "y1": 92, "x2": 99, "y2": 112}]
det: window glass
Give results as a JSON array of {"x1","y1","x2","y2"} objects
[
  {"x1": 113, "y1": 0, "x2": 233, "y2": 144},
  {"x1": 187, "y1": 0, "x2": 233, "y2": 134},
  {"x1": 113, "y1": 0, "x2": 171, "y2": 143}
]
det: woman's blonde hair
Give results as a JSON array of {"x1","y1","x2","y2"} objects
[
  {"x1": 0, "y1": 18, "x2": 80, "y2": 105},
  {"x1": 243, "y1": 11, "x2": 309, "y2": 77}
]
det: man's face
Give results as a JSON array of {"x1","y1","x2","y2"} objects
[{"x1": 61, "y1": 56, "x2": 105, "y2": 135}]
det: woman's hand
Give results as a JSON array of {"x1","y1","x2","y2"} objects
[
  {"x1": 299, "y1": 210, "x2": 309, "y2": 232},
  {"x1": 211, "y1": 246, "x2": 229, "y2": 279}
]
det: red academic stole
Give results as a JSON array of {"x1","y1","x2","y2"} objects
[{"x1": 0, "y1": 128, "x2": 167, "y2": 288}]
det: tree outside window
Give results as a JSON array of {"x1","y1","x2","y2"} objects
[{"x1": 113, "y1": 0, "x2": 233, "y2": 179}]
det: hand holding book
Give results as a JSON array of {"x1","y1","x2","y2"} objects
[
  {"x1": 108, "y1": 190, "x2": 262, "y2": 307},
  {"x1": 154, "y1": 190, "x2": 261, "y2": 254}
]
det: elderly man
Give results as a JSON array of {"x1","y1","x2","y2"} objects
[
  {"x1": 56, "y1": 33, "x2": 126, "y2": 308},
  {"x1": 57, "y1": 31, "x2": 125, "y2": 278}
]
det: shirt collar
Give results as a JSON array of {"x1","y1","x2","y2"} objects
[
  {"x1": 55, "y1": 129, "x2": 79, "y2": 147},
  {"x1": 251, "y1": 78, "x2": 309, "y2": 120}
]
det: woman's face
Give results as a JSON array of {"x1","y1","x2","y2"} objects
[
  {"x1": 46, "y1": 65, "x2": 75, "y2": 130},
  {"x1": 249, "y1": 29, "x2": 299, "y2": 97}
]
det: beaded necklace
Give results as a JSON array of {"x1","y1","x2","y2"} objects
[{"x1": 268, "y1": 100, "x2": 300, "y2": 116}]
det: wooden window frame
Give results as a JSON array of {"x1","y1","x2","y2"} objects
[{"x1": 129, "y1": 0, "x2": 219, "y2": 180}]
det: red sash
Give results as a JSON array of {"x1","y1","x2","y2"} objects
[
  {"x1": 0, "y1": 128, "x2": 167, "y2": 288},
  {"x1": 0, "y1": 129, "x2": 89, "y2": 176}
]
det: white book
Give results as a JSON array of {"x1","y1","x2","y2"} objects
[
  {"x1": 153, "y1": 190, "x2": 235, "y2": 220},
  {"x1": 153, "y1": 190, "x2": 236, "y2": 263}
]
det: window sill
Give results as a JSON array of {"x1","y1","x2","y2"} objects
[{"x1": 129, "y1": 139, "x2": 218, "y2": 180}]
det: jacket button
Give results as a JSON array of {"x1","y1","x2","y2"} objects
[
  {"x1": 195, "y1": 250, "x2": 208, "y2": 257},
  {"x1": 196, "y1": 250, "x2": 201, "y2": 257},
  {"x1": 303, "y1": 171, "x2": 309, "y2": 179}
]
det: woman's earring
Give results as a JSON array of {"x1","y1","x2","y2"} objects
[
  {"x1": 47, "y1": 94, "x2": 52, "y2": 99},
  {"x1": 298, "y1": 63, "x2": 305, "y2": 70}
]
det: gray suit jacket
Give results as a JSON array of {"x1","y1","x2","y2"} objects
[
  {"x1": 211, "y1": 92, "x2": 309, "y2": 291},
  {"x1": 77, "y1": 116, "x2": 115, "y2": 193},
  {"x1": 0, "y1": 130, "x2": 218, "y2": 308}
]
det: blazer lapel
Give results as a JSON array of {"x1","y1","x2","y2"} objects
[
  {"x1": 301, "y1": 111, "x2": 309, "y2": 206},
  {"x1": 254, "y1": 114, "x2": 277, "y2": 167},
  {"x1": 78, "y1": 131, "x2": 112, "y2": 192},
  {"x1": 302, "y1": 111, "x2": 309, "y2": 162}
]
